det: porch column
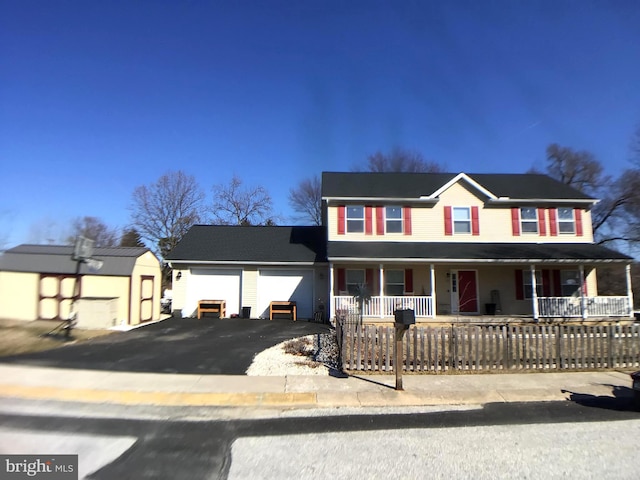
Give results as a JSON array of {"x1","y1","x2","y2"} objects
[
  {"x1": 430, "y1": 264, "x2": 436, "y2": 318},
  {"x1": 379, "y1": 264, "x2": 384, "y2": 319},
  {"x1": 626, "y1": 263, "x2": 634, "y2": 318},
  {"x1": 530, "y1": 265, "x2": 539, "y2": 321},
  {"x1": 329, "y1": 263, "x2": 335, "y2": 320},
  {"x1": 579, "y1": 265, "x2": 587, "y2": 320}
]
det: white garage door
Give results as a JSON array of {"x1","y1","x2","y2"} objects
[
  {"x1": 258, "y1": 269, "x2": 314, "y2": 319},
  {"x1": 185, "y1": 269, "x2": 241, "y2": 318}
]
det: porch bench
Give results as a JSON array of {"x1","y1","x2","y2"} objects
[
  {"x1": 270, "y1": 301, "x2": 297, "y2": 321},
  {"x1": 197, "y1": 300, "x2": 226, "y2": 319}
]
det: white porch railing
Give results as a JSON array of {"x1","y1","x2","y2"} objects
[
  {"x1": 537, "y1": 296, "x2": 631, "y2": 318},
  {"x1": 333, "y1": 296, "x2": 434, "y2": 318}
]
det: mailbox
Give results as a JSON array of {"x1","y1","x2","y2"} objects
[{"x1": 394, "y1": 309, "x2": 415, "y2": 325}]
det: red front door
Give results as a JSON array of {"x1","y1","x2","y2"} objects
[{"x1": 458, "y1": 270, "x2": 478, "y2": 313}]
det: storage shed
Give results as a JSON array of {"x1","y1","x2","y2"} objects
[{"x1": 0, "y1": 245, "x2": 162, "y2": 328}]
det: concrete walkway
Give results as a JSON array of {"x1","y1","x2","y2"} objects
[{"x1": 0, "y1": 364, "x2": 635, "y2": 409}]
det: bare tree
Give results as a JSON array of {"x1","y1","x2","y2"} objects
[
  {"x1": 354, "y1": 147, "x2": 445, "y2": 173},
  {"x1": 544, "y1": 144, "x2": 610, "y2": 195},
  {"x1": 67, "y1": 216, "x2": 119, "y2": 247},
  {"x1": 288, "y1": 175, "x2": 322, "y2": 225},
  {"x1": 211, "y1": 176, "x2": 275, "y2": 225},
  {"x1": 130, "y1": 171, "x2": 205, "y2": 258}
]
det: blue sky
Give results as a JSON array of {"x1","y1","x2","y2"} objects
[{"x1": 1, "y1": 0, "x2": 640, "y2": 247}]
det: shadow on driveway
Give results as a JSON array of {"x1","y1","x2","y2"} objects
[{"x1": 0, "y1": 317, "x2": 332, "y2": 375}]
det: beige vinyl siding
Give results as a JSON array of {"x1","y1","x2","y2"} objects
[
  {"x1": 327, "y1": 180, "x2": 594, "y2": 243},
  {"x1": 81, "y1": 276, "x2": 129, "y2": 323}
]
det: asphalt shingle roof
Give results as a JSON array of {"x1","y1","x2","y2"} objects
[
  {"x1": 166, "y1": 225, "x2": 327, "y2": 264},
  {"x1": 0, "y1": 245, "x2": 151, "y2": 275},
  {"x1": 321, "y1": 172, "x2": 595, "y2": 201},
  {"x1": 327, "y1": 242, "x2": 632, "y2": 263}
]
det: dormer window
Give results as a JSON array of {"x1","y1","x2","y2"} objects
[{"x1": 346, "y1": 206, "x2": 364, "y2": 233}]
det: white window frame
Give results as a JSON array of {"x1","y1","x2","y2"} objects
[
  {"x1": 557, "y1": 207, "x2": 575, "y2": 234},
  {"x1": 520, "y1": 207, "x2": 538, "y2": 234},
  {"x1": 385, "y1": 206, "x2": 403, "y2": 234},
  {"x1": 385, "y1": 269, "x2": 405, "y2": 296},
  {"x1": 523, "y1": 271, "x2": 543, "y2": 299},
  {"x1": 560, "y1": 270, "x2": 581, "y2": 296},
  {"x1": 345, "y1": 269, "x2": 365, "y2": 295},
  {"x1": 453, "y1": 207, "x2": 471, "y2": 234},
  {"x1": 346, "y1": 206, "x2": 364, "y2": 233}
]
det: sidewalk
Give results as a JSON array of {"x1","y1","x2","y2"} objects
[{"x1": 0, "y1": 364, "x2": 634, "y2": 409}]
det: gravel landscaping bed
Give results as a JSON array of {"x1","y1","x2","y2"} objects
[{"x1": 246, "y1": 331, "x2": 340, "y2": 376}]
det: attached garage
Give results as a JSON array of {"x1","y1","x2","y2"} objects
[
  {"x1": 257, "y1": 269, "x2": 314, "y2": 319},
  {"x1": 184, "y1": 268, "x2": 242, "y2": 318},
  {"x1": 0, "y1": 245, "x2": 162, "y2": 327},
  {"x1": 167, "y1": 225, "x2": 328, "y2": 321}
]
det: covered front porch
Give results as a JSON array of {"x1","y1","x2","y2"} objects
[{"x1": 329, "y1": 263, "x2": 634, "y2": 322}]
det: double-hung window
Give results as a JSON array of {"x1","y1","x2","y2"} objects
[
  {"x1": 385, "y1": 270, "x2": 405, "y2": 296},
  {"x1": 520, "y1": 207, "x2": 538, "y2": 234},
  {"x1": 523, "y1": 271, "x2": 543, "y2": 299},
  {"x1": 453, "y1": 207, "x2": 471, "y2": 234},
  {"x1": 345, "y1": 269, "x2": 365, "y2": 295},
  {"x1": 560, "y1": 270, "x2": 581, "y2": 296},
  {"x1": 385, "y1": 207, "x2": 403, "y2": 233},
  {"x1": 346, "y1": 206, "x2": 364, "y2": 233},
  {"x1": 557, "y1": 208, "x2": 575, "y2": 234}
]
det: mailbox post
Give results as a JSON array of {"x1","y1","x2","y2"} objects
[{"x1": 393, "y1": 309, "x2": 415, "y2": 391}]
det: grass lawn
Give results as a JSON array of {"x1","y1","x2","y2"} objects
[{"x1": 0, "y1": 318, "x2": 115, "y2": 357}]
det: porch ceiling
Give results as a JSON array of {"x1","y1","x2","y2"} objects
[{"x1": 327, "y1": 242, "x2": 632, "y2": 264}]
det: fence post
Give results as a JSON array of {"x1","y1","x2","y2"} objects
[
  {"x1": 608, "y1": 324, "x2": 614, "y2": 369},
  {"x1": 503, "y1": 325, "x2": 510, "y2": 370},
  {"x1": 556, "y1": 324, "x2": 562, "y2": 369}
]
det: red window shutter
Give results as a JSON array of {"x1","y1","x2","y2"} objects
[
  {"x1": 538, "y1": 208, "x2": 547, "y2": 236},
  {"x1": 549, "y1": 208, "x2": 558, "y2": 236},
  {"x1": 575, "y1": 209, "x2": 583, "y2": 236},
  {"x1": 515, "y1": 269, "x2": 524, "y2": 300},
  {"x1": 444, "y1": 206, "x2": 453, "y2": 236},
  {"x1": 376, "y1": 206, "x2": 384, "y2": 235},
  {"x1": 365, "y1": 206, "x2": 373, "y2": 235},
  {"x1": 511, "y1": 208, "x2": 520, "y2": 236},
  {"x1": 337, "y1": 206, "x2": 345, "y2": 235},
  {"x1": 337, "y1": 268, "x2": 346, "y2": 293},
  {"x1": 471, "y1": 206, "x2": 480, "y2": 236},
  {"x1": 403, "y1": 206, "x2": 412, "y2": 235},
  {"x1": 405, "y1": 269, "x2": 413, "y2": 293},
  {"x1": 541, "y1": 269, "x2": 551, "y2": 296},
  {"x1": 366, "y1": 269, "x2": 374, "y2": 290},
  {"x1": 553, "y1": 270, "x2": 561, "y2": 296}
]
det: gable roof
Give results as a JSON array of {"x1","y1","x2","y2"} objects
[
  {"x1": 327, "y1": 241, "x2": 632, "y2": 264},
  {"x1": 0, "y1": 245, "x2": 152, "y2": 275},
  {"x1": 166, "y1": 225, "x2": 327, "y2": 264},
  {"x1": 321, "y1": 172, "x2": 596, "y2": 203}
]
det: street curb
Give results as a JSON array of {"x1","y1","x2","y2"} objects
[{"x1": 0, "y1": 384, "x2": 318, "y2": 407}]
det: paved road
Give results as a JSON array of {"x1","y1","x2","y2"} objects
[
  {"x1": 0, "y1": 317, "x2": 331, "y2": 375},
  {"x1": 1, "y1": 398, "x2": 639, "y2": 479}
]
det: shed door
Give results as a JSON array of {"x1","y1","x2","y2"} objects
[
  {"x1": 186, "y1": 269, "x2": 241, "y2": 318},
  {"x1": 140, "y1": 275, "x2": 154, "y2": 323},
  {"x1": 258, "y1": 269, "x2": 314, "y2": 319}
]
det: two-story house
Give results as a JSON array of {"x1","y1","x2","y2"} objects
[
  {"x1": 168, "y1": 171, "x2": 634, "y2": 322},
  {"x1": 323, "y1": 172, "x2": 634, "y2": 321}
]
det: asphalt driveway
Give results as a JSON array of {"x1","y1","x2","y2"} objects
[{"x1": 0, "y1": 317, "x2": 332, "y2": 375}]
